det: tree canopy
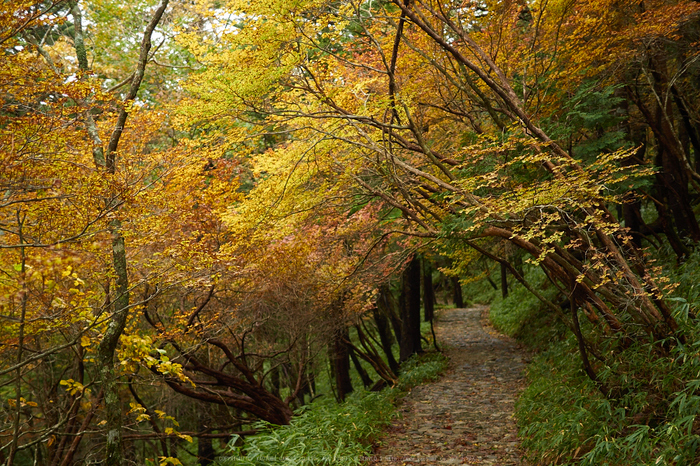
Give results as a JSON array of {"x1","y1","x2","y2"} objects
[{"x1": 2, "y1": 0, "x2": 700, "y2": 464}]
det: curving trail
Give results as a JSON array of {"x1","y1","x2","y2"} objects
[{"x1": 369, "y1": 306, "x2": 529, "y2": 465}]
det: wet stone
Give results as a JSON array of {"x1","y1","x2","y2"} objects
[{"x1": 369, "y1": 306, "x2": 529, "y2": 466}]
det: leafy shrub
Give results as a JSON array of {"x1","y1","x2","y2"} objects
[
  {"x1": 216, "y1": 352, "x2": 447, "y2": 466},
  {"x1": 497, "y1": 252, "x2": 700, "y2": 465},
  {"x1": 489, "y1": 267, "x2": 566, "y2": 350}
]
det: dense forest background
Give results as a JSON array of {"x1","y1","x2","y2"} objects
[{"x1": 3, "y1": 0, "x2": 700, "y2": 464}]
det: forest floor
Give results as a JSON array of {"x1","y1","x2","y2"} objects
[{"x1": 369, "y1": 306, "x2": 530, "y2": 465}]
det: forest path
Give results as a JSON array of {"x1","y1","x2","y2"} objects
[{"x1": 369, "y1": 306, "x2": 529, "y2": 465}]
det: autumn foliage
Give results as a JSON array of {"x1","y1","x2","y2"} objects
[{"x1": 3, "y1": 0, "x2": 700, "y2": 464}]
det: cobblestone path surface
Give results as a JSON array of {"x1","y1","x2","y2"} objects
[{"x1": 369, "y1": 307, "x2": 529, "y2": 465}]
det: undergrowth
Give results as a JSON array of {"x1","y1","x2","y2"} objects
[
  {"x1": 488, "y1": 255, "x2": 700, "y2": 465},
  {"x1": 488, "y1": 267, "x2": 565, "y2": 350},
  {"x1": 215, "y1": 352, "x2": 447, "y2": 466}
]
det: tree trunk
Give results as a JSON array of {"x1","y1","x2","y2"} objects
[
  {"x1": 400, "y1": 256, "x2": 422, "y2": 362},
  {"x1": 349, "y1": 326, "x2": 399, "y2": 385},
  {"x1": 633, "y1": 53, "x2": 700, "y2": 243},
  {"x1": 620, "y1": 147, "x2": 645, "y2": 249},
  {"x1": 653, "y1": 143, "x2": 693, "y2": 258},
  {"x1": 422, "y1": 258, "x2": 435, "y2": 322},
  {"x1": 332, "y1": 326, "x2": 353, "y2": 401},
  {"x1": 270, "y1": 365, "x2": 281, "y2": 399},
  {"x1": 451, "y1": 276, "x2": 464, "y2": 308},
  {"x1": 6, "y1": 240, "x2": 27, "y2": 466},
  {"x1": 97, "y1": 223, "x2": 130, "y2": 466},
  {"x1": 349, "y1": 346, "x2": 373, "y2": 388},
  {"x1": 372, "y1": 307, "x2": 400, "y2": 374},
  {"x1": 197, "y1": 404, "x2": 215, "y2": 466},
  {"x1": 164, "y1": 376, "x2": 293, "y2": 425},
  {"x1": 379, "y1": 285, "x2": 402, "y2": 345},
  {"x1": 655, "y1": 136, "x2": 700, "y2": 242},
  {"x1": 71, "y1": 0, "x2": 170, "y2": 463},
  {"x1": 500, "y1": 262, "x2": 508, "y2": 298}
]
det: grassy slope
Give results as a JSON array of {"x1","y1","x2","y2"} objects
[{"x1": 485, "y1": 256, "x2": 700, "y2": 466}]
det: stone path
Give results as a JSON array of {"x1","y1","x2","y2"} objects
[{"x1": 369, "y1": 307, "x2": 529, "y2": 465}]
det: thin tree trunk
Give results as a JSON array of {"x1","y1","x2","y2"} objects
[
  {"x1": 500, "y1": 262, "x2": 508, "y2": 298},
  {"x1": 422, "y1": 258, "x2": 435, "y2": 322},
  {"x1": 349, "y1": 346, "x2": 373, "y2": 388},
  {"x1": 6, "y1": 226, "x2": 27, "y2": 466},
  {"x1": 400, "y1": 256, "x2": 422, "y2": 362},
  {"x1": 197, "y1": 403, "x2": 215, "y2": 466},
  {"x1": 372, "y1": 307, "x2": 400, "y2": 374},
  {"x1": 571, "y1": 296, "x2": 611, "y2": 399},
  {"x1": 58, "y1": 389, "x2": 104, "y2": 466},
  {"x1": 354, "y1": 324, "x2": 398, "y2": 384},
  {"x1": 485, "y1": 267, "x2": 498, "y2": 290},
  {"x1": 71, "y1": 1, "x2": 170, "y2": 462},
  {"x1": 379, "y1": 286, "x2": 402, "y2": 345},
  {"x1": 270, "y1": 365, "x2": 281, "y2": 399},
  {"x1": 451, "y1": 276, "x2": 464, "y2": 308},
  {"x1": 128, "y1": 381, "x2": 168, "y2": 458}
]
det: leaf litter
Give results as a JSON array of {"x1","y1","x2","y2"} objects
[{"x1": 369, "y1": 306, "x2": 529, "y2": 465}]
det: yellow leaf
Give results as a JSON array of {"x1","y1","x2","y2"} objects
[{"x1": 158, "y1": 457, "x2": 183, "y2": 466}]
